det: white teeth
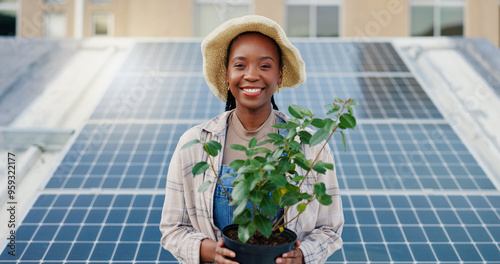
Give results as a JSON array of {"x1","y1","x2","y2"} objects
[{"x1": 243, "y1": 88, "x2": 261, "y2": 93}]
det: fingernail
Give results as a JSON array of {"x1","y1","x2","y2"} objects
[
  {"x1": 276, "y1": 259, "x2": 282, "y2": 263},
  {"x1": 283, "y1": 253, "x2": 288, "y2": 257}
]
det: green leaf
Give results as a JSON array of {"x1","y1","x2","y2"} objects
[
  {"x1": 232, "y1": 181, "x2": 250, "y2": 202},
  {"x1": 345, "y1": 99, "x2": 359, "y2": 107},
  {"x1": 311, "y1": 118, "x2": 325, "y2": 128},
  {"x1": 316, "y1": 160, "x2": 334, "y2": 170},
  {"x1": 260, "y1": 181, "x2": 277, "y2": 193},
  {"x1": 197, "y1": 180, "x2": 212, "y2": 192},
  {"x1": 233, "y1": 208, "x2": 251, "y2": 225},
  {"x1": 312, "y1": 165, "x2": 327, "y2": 174},
  {"x1": 298, "y1": 192, "x2": 313, "y2": 200},
  {"x1": 309, "y1": 128, "x2": 328, "y2": 146},
  {"x1": 263, "y1": 164, "x2": 276, "y2": 171},
  {"x1": 181, "y1": 139, "x2": 200, "y2": 150},
  {"x1": 254, "y1": 214, "x2": 272, "y2": 238},
  {"x1": 334, "y1": 98, "x2": 344, "y2": 103},
  {"x1": 279, "y1": 191, "x2": 299, "y2": 207},
  {"x1": 238, "y1": 222, "x2": 256, "y2": 244},
  {"x1": 272, "y1": 189, "x2": 283, "y2": 205},
  {"x1": 314, "y1": 182, "x2": 326, "y2": 196},
  {"x1": 269, "y1": 147, "x2": 284, "y2": 162},
  {"x1": 249, "y1": 190, "x2": 264, "y2": 205},
  {"x1": 254, "y1": 147, "x2": 272, "y2": 154},
  {"x1": 297, "y1": 203, "x2": 307, "y2": 212},
  {"x1": 300, "y1": 109, "x2": 313, "y2": 118},
  {"x1": 339, "y1": 113, "x2": 356, "y2": 129},
  {"x1": 287, "y1": 141, "x2": 300, "y2": 150},
  {"x1": 203, "y1": 141, "x2": 221, "y2": 157},
  {"x1": 220, "y1": 172, "x2": 237, "y2": 179},
  {"x1": 229, "y1": 159, "x2": 245, "y2": 171},
  {"x1": 294, "y1": 158, "x2": 310, "y2": 171},
  {"x1": 285, "y1": 129, "x2": 297, "y2": 140},
  {"x1": 277, "y1": 159, "x2": 291, "y2": 174},
  {"x1": 340, "y1": 131, "x2": 347, "y2": 152},
  {"x1": 257, "y1": 139, "x2": 274, "y2": 146},
  {"x1": 192, "y1": 162, "x2": 209, "y2": 176},
  {"x1": 267, "y1": 133, "x2": 284, "y2": 140},
  {"x1": 271, "y1": 122, "x2": 289, "y2": 129},
  {"x1": 269, "y1": 173, "x2": 287, "y2": 187},
  {"x1": 261, "y1": 195, "x2": 277, "y2": 217},
  {"x1": 291, "y1": 175, "x2": 306, "y2": 182},
  {"x1": 250, "y1": 159, "x2": 261, "y2": 168},
  {"x1": 288, "y1": 105, "x2": 304, "y2": 119},
  {"x1": 317, "y1": 194, "x2": 333, "y2": 206},
  {"x1": 302, "y1": 118, "x2": 312, "y2": 128},
  {"x1": 249, "y1": 137, "x2": 258, "y2": 148},
  {"x1": 230, "y1": 144, "x2": 247, "y2": 152}
]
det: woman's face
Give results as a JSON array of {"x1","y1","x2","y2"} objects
[{"x1": 226, "y1": 33, "x2": 282, "y2": 112}]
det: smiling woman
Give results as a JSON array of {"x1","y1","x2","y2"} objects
[{"x1": 160, "y1": 15, "x2": 343, "y2": 264}]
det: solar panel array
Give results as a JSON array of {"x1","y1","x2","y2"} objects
[{"x1": 2, "y1": 41, "x2": 499, "y2": 263}]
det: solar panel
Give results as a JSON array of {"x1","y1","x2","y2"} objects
[
  {"x1": 45, "y1": 122, "x2": 493, "y2": 191},
  {"x1": 2, "y1": 40, "x2": 498, "y2": 263},
  {"x1": 90, "y1": 75, "x2": 441, "y2": 120}
]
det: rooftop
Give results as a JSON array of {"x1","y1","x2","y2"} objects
[{"x1": 0, "y1": 36, "x2": 500, "y2": 263}]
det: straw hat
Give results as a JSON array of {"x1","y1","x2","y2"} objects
[{"x1": 201, "y1": 15, "x2": 306, "y2": 102}]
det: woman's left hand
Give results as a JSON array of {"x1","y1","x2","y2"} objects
[{"x1": 275, "y1": 239, "x2": 304, "y2": 264}]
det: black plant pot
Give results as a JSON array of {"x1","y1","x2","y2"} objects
[{"x1": 222, "y1": 224, "x2": 297, "y2": 264}]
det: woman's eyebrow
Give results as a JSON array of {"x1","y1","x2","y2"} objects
[{"x1": 231, "y1": 56, "x2": 275, "y2": 62}]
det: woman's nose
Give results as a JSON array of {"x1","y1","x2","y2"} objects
[{"x1": 244, "y1": 66, "x2": 259, "y2": 81}]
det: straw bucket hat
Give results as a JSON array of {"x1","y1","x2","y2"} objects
[{"x1": 201, "y1": 15, "x2": 306, "y2": 102}]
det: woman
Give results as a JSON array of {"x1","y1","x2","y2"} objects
[{"x1": 160, "y1": 15, "x2": 343, "y2": 264}]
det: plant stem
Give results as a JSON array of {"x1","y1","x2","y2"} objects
[{"x1": 206, "y1": 144, "x2": 235, "y2": 211}]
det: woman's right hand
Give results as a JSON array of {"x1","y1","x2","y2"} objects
[{"x1": 214, "y1": 239, "x2": 239, "y2": 264}]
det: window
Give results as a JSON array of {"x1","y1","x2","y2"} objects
[
  {"x1": 0, "y1": 10, "x2": 15, "y2": 36},
  {"x1": 0, "y1": 0, "x2": 17, "y2": 36},
  {"x1": 410, "y1": 0, "x2": 464, "y2": 36},
  {"x1": 286, "y1": 0, "x2": 340, "y2": 37},
  {"x1": 92, "y1": 13, "x2": 113, "y2": 36},
  {"x1": 44, "y1": 12, "x2": 67, "y2": 37},
  {"x1": 196, "y1": 0, "x2": 250, "y2": 37}
]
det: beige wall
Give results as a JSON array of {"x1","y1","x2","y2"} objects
[
  {"x1": 126, "y1": 0, "x2": 192, "y2": 37},
  {"x1": 21, "y1": 0, "x2": 74, "y2": 37},
  {"x1": 254, "y1": 0, "x2": 284, "y2": 27},
  {"x1": 465, "y1": 0, "x2": 499, "y2": 46},
  {"x1": 342, "y1": 0, "x2": 408, "y2": 38}
]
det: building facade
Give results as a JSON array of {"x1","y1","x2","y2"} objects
[{"x1": 0, "y1": 0, "x2": 498, "y2": 46}]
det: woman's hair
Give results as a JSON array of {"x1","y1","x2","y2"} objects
[{"x1": 224, "y1": 31, "x2": 281, "y2": 112}]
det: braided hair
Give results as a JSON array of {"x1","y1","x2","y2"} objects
[{"x1": 224, "y1": 31, "x2": 282, "y2": 112}]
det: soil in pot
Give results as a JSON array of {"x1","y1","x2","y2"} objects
[
  {"x1": 222, "y1": 224, "x2": 297, "y2": 264},
  {"x1": 225, "y1": 228, "x2": 294, "y2": 246}
]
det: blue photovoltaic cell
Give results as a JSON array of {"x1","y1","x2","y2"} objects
[
  {"x1": 118, "y1": 42, "x2": 409, "y2": 74},
  {"x1": 2, "y1": 40, "x2": 499, "y2": 263},
  {"x1": 90, "y1": 75, "x2": 441, "y2": 120},
  {"x1": 43, "y1": 122, "x2": 494, "y2": 192}
]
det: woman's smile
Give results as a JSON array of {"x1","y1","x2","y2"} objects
[{"x1": 240, "y1": 86, "x2": 265, "y2": 97}]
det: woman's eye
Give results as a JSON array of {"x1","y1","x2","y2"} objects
[
  {"x1": 234, "y1": 63, "x2": 245, "y2": 68},
  {"x1": 261, "y1": 65, "x2": 271, "y2": 69}
]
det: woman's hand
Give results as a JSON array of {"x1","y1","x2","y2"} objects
[
  {"x1": 215, "y1": 239, "x2": 239, "y2": 264},
  {"x1": 276, "y1": 240, "x2": 304, "y2": 264}
]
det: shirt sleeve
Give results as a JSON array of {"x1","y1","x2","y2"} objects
[
  {"x1": 159, "y1": 138, "x2": 210, "y2": 264},
  {"x1": 298, "y1": 144, "x2": 344, "y2": 263}
]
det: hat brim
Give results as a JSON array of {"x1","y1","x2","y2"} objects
[{"x1": 201, "y1": 15, "x2": 306, "y2": 102}]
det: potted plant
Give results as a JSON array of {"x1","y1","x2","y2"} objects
[{"x1": 182, "y1": 98, "x2": 358, "y2": 263}]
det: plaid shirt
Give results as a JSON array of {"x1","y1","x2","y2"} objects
[{"x1": 160, "y1": 110, "x2": 343, "y2": 264}]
